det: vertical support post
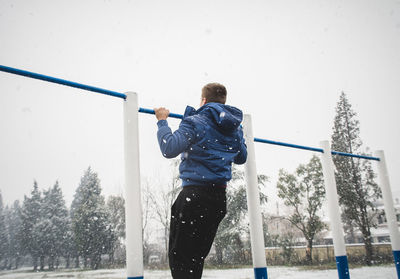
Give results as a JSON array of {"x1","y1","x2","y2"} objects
[
  {"x1": 243, "y1": 114, "x2": 268, "y2": 279},
  {"x1": 124, "y1": 92, "x2": 144, "y2": 279},
  {"x1": 320, "y1": 140, "x2": 350, "y2": 279},
  {"x1": 374, "y1": 150, "x2": 400, "y2": 279}
]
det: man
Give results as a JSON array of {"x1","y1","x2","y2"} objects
[{"x1": 154, "y1": 82, "x2": 247, "y2": 279}]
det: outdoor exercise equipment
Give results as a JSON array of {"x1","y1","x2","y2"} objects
[{"x1": 1, "y1": 64, "x2": 398, "y2": 279}]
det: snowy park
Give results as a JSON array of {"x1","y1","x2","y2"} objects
[{"x1": 1, "y1": 1, "x2": 400, "y2": 279}]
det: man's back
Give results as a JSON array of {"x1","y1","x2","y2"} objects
[{"x1": 158, "y1": 102, "x2": 247, "y2": 186}]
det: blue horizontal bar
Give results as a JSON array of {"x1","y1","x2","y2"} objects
[
  {"x1": 254, "y1": 137, "x2": 324, "y2": 153},
  {"x1": 254, "y1": 137, "x2": 379, "y2": 161},
  {"x1": 0, "y1": 65, "x2": 127, "y2": 99},
  {"x1": 138, "y1": 107, "x2": 183, "y2": 119},
  {"x1": 331, "y1": 150, "x2": 380, "y2": 161}
]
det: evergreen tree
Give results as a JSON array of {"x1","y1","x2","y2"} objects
[
  {"x1": 331, "y1": 92, "x2": 380, "y2": 265},
  {"x1": 61, "y1": 220, "x2": 75, "y2": 269},
  {"x1": 20, "y1": 181, "x2": 42, "y2": 271},
  {"x1": 0, "y1": 191, "x2": 8, "y2": 269},
  {"x1": 71, "y1": 167, "x2": 115, "y2": 269},
  {"x1": 214, "y1": 165, "x2": 268, "y2": 265},
  {"x1": 40, "y1": 181, "x2": 69, "y2": 270},
  {"x1": 277, "y1": 155, "x2": 326, "y2": 264},
  {"x1": 5, "y1": 201, "x2": 23, "y2": 269}
]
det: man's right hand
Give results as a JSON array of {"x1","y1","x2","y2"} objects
[{"x1": 154, "y1": 107, "x2": 170, "y2": 121}]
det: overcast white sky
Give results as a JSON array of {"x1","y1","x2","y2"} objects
[{"x1": 0, "y1": 0, "x2": 399, "y2": 211}]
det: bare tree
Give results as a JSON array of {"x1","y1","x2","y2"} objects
[
  {"x1": 148, "y1": 159, "x2": 180, "y2": 263},
  {"x1": 141, "y1": 179, "x2": 155, "y2": 265}
]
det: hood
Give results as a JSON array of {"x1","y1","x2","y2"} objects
[{"x1": 184, "y1": 103, "x2": 243, "y2": 133}]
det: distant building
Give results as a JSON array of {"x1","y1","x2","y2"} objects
[
  {"x1": 323, "y1": 197, "x2": 400, "y2": 244},
  {"x1": 370, "y1": 197, "x2": 400, "y2": 243}
]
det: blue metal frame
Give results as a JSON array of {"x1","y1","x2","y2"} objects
[{"x1": 0, "y1": 64, "x2": 380, "y2": 162}]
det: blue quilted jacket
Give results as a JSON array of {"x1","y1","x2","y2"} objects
[{"x1": 157, "y1": 102, "x2": 247, "y2": 187}]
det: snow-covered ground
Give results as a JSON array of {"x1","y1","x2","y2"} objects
[{"x1": 0, "y1": 265, "x2": 397, "y2": 279}]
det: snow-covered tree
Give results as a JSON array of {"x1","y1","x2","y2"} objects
[
  {"x1": 61, "y1": 220, "x2": 75, "y2": 268},
  {"x1": 0, "y1": 191, "x2": 8, "y2": 269},
  {"x1": 277, "y1": 155, "x2": 326, "y2": 264},
  {"x1": 331, "y1": 92, "x2": 380, "y2": 265},
  {"x1": 71, "y1": 167, "x2": 115, "y2": 269},
  {"x1": 40, "y1": 181, "x2": 69, "y2": 270},
  {"x1": 4, "y1": 200, "x2": 23, "y2": 269},
  {"x1": 107, "y1": 195, "x2": 125, "y2": 240},
  {"x1": 20, "y1": 181, "x2": 42, "y2": 271}
]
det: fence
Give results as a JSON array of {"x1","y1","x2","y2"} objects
[{"x1": 265, "y1": 243, "x2": 394, "y2": 265}]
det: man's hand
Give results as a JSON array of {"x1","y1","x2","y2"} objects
[{"x1": 154, "y1": 107, "x2": 170, "y2": 121}]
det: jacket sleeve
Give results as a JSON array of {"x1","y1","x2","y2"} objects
[
  {"x1": 157, "y1": 119, "x2": 196, "y2": 159},
  {"x1": 233, "y1": 128, "x2": 247, "y2": 165}
]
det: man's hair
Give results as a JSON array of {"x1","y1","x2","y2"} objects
[{"x1": 202, "y1": 83, "x2": 227, "y2": 104}]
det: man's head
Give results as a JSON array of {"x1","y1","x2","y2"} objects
[{"x1": 200, "y1": 83, "x2": 227, "y2": 106}]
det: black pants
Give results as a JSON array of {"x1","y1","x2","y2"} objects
[{"x1": 169, "y1": 185, "x2": 226, "y2": 279}]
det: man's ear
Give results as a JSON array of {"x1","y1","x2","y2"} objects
[{"x1": 200, "y1": 97, "x2": 207, "y2": 107}]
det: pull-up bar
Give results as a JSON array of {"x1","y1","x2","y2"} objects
[
  {"x1": 0, "y1": 64, "x2": 380, "y2": 161},
  {"x1": 0, "y1": 65, "x2": 127, "y2": 100},
  {"x1": 1, "y1": 64, "x2": 398, "y2": 279},
  {"x1": 254, "y1": 137, "x2": 380, "y2": 161},
  {"x1": 138, "y1": 107, "x2": 184, "y2": 120}
]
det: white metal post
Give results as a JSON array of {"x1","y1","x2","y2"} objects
[
  {"x1": 243, "y1": 114, "x2": 268, "y2": 279},
  {"x1": 374, "y1": 150, "x2": 400, "y2": 279},
  {"x1": 124, "y1": 92, "x2": 144, "y2": 279},
  {"x1": 320, "y1": 140, "x2": 350, "y2": 279}
]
